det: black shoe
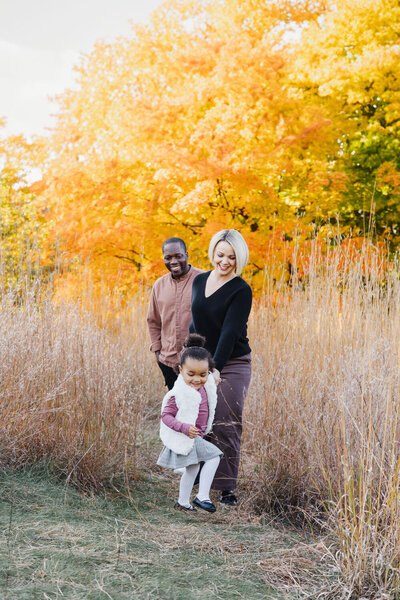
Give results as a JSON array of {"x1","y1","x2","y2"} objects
[
  {"x1": 220, "y1": 490, "x2": 238, "y2": 506},
  {"x1": 174, "y1": 502, "x2": 197, "y2": 511},
  {"x1": 193, "y1": 497, "x2": 217, "y2": 513}
]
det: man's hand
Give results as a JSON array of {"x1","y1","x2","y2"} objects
[{"x1": 155, "y1": 350, "x2": 160, "y2": 362}]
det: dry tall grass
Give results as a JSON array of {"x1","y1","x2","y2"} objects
[
  {"x1": 0, "y1": 281, "x2": 159, "y2": 490},
  {"x1": 243, "y1": 241, "x2": 400, "y2": 597}
]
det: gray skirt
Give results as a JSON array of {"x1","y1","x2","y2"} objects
[{"x1": 157, "y1": 436, "x2": 222, "y2": 469}]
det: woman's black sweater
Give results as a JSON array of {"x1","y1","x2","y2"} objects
[{"x1": 189, "y1": 271, "x2": 252, "y2": 372}]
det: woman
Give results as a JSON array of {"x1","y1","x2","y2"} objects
[{"x1": 190, "y1": 229, "x2": 252, "y2": 506}]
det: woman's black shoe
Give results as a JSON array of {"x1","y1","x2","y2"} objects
[
  {"x1": 220, "y1": 490, "x2": 238, "y2": 506},
  {"x1": 193, "y1": 497, "x2": 216, "y2": 512}
]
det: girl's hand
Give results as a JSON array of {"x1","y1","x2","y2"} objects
[
  {"x1": 212, "y1": 368, "x2": 221, "y2": 385},
  {"x1": 187, "y1": 425, "x2": 199, "y2": 439}
]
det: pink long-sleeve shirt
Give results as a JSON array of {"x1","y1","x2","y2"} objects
[
  {"x1": 146, "y1": 266, "x2": 203, "y2": 367},
  {"x1": 161, "y1": 386, "x2": 209, "y2": 437}
]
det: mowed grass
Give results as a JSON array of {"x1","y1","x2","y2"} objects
[{"x1": 0, "y1": 468, "x2": 310, "y2": 600}]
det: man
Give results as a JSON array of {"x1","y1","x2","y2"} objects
[{"x1": 147, "y1": 237, "x2": 203, "y2": 389}]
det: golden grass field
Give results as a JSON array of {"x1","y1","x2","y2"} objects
[{"x1": 1, "y1": 241, "x2": 400, "y2": 598}]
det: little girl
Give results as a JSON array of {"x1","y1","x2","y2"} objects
[{"x1": 157, "y1": 333, "x2": 222, "y2": 512}]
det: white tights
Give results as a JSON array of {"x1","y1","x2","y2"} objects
[{"x1": 178, "y1": 456, "x2": 220, "y2": 507}]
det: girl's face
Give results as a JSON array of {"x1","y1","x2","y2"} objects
[
  {"x1": 179, "y1": 357, "x2": 209, "y2": 390},
  {"x1": 213, "y1": 240, "x2": 236, "y2": 278}
]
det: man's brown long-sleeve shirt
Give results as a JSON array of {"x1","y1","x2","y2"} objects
[{"x1": 147, "y1": 266, "x2": 203, "y2": 368}]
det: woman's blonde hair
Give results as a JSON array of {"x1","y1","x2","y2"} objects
[{"x1": 208, "y1": 229, "x2": 249, "y2": 276}]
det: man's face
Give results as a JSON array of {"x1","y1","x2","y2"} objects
[{"x1": 163, "y1": 242, "x2": 189, "y2": 278}]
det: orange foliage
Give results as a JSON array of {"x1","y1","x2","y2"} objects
[{"x1": 28, "y1": 0, "x2": 399, "y2": 295}]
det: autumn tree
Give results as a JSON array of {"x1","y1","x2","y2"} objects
[
  {"x1": 293, "y1": 0, "x2": 400, "y2": 245},
  {"x1": 36, "y1": 0, "x2": 400, "y2": 294},
  {"x1": 0, "y1": 129, "x2": 48, "y2": 290},
  {"x1": 39, "y1": 0, "x2": 330, "y2": 292}
]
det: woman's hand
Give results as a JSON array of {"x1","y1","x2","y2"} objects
[
  {"x1": 212, "y1": 368, "x2": 221, "y2": 385},
  {"x1": 187, "y1": 425, "x2": 200, "y2": 439}
]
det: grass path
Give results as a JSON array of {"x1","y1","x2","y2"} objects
[{"x1": 0, "y1": 469, "x2": 311, "y2": 599}]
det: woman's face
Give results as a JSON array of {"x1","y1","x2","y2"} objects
[
  {"x1": 179, "y1": 357, "x2": 209, "y2": 390},
  {"x1": 213, "y1": 240, "x2": 236, "y2": 278}
]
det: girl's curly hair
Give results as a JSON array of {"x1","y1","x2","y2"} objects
[{"x1": 174, "y1": 333, "x2": 215, "y2": 374}]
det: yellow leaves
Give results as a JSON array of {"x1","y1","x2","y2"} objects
[
  {"x1": 376, "y1": 163, "x2": 400, "y2": 198},
  {"x1": 308, "y1": 170, "x2": 348, "y2": 197},
  {"x1": 318, "y1": 83, "x2": 335, "y2": 97},
  {"x1": 279, "y1": 119, "x2": 333, "y2": 152},
  {"x1": 296, "y1": 0, "x2": 400, "y2": 105},
  {"x1": 172, "y1": 180, "x2": 215, "y2": 212},
  {"x1": 153, "y1": 169, "x2": 172, "y2": 183}
]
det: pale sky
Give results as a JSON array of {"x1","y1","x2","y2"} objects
[{"x1": 0, "y1": 0, "x2": 164, "y2": 138}]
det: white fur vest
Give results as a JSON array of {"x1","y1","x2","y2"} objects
[{"x1": 159, "y1": 374, "x2": 217, "y2": 455}]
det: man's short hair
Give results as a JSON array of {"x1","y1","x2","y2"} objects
[{"x1": 162, "y1": 237, "x2": 187, "y2": 253}]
